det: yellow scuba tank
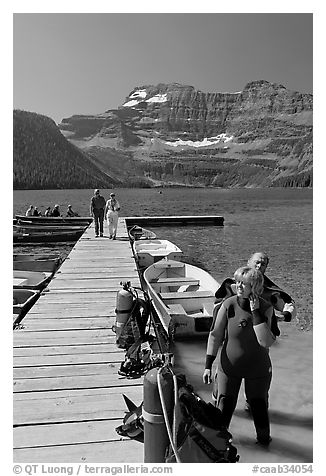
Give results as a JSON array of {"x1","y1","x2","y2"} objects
[{"x1": 115, "y1": 282, "x2": 134, "y2": 345}]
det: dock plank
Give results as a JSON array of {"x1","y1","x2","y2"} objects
[
  {"x1": 14, "y1": 420, "x2": 136, "y2": 448},
  {"x1": 21, "y1": 317, "x2": 113, "y2": 330},
  {"x1": 14, "y1": 440, "x2": 143, "y2": 463},
  {"x1": 13, "y1": 370, "x2": 140, "y2": 392},
  {"x1": 14, "y1": 362, "x2": 123, "y2": 378},
  {"x1": 14, "y1": 343, "x2": 122, "y2": 357},
  {"x1": 14, "y1": 352, "x2": 124, "y2": 367},
  {"x1": 14, "y1": 388, "x2": 143, "y2": 425}
]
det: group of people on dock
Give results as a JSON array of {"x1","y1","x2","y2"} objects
[
  {"x1": 202, "y1": 251, "x2": 296, "y2": 447},
  {"x1": 25, "y1": 204, "x2": 79, "y2": 217},
  {"x1": 90, "y1": 189, "x2": 120, "y2": 239}
]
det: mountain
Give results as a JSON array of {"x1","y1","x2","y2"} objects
[
  {"x1": 13, "y1": 110, "x2": 120, "y2": 189},
  {"x1": 59, "y1": 81, "x2": 313, "y2": 188}
]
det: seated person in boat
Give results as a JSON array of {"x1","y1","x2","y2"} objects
[
  {"x1": 203, "y1": 266, "x2": 276, "y2": 446},
  {"x1": 33, "y1": 207, "x2": 41, "y2": 216},
  {"x1": 51, "y1": 204, "x2": 61, "y2": 217},
  {"x1": 66, "y1": 204, "x2": 79, "y2": 217},
  {"x1": 214, "y1": 251, "x2": 296, "y2": 336},
  {"x1": 44, "y1": 207, "x2": 51, "y2": 217},
  {"x1": 25, "y1": 205, "x2": 34, "y2": 217}
]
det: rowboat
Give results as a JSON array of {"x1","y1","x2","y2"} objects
[
  {"x1": 13, "y1": 288, "x2": 40, "y2": 325},
  {"x1": 14, "y1": 253, "x2": 60, "y2": 261},
  {"x1": 143, "y1": 259, "x2": 219, "y2": 339},
  {"x1": 13, "y1": 270, "x2": 51, "y2": 290},
  {"x1": 13, "y1": 228, "x2": 84, "y2": 244},
  {"x1": 13, "y1": 254, "x2": 61, "y2": 274},
  {"x1": 128, "y1": 225, "x2": 157, "y2": 241},
  {"x1": 133, "y1": 239, "x2": 183, "y2": 268},
  {"x1": 15, "y1": 215, "x2": 93, "y2": 227},
  {"x1": 13, "y1": 223, "x2": 87, "y2": 234}
]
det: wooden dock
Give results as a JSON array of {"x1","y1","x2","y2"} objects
[{"x1": 13, "y1": 219, "x2": 145, "y2": 462}]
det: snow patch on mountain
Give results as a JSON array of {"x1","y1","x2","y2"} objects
[
  {"x1": 129, "y1": 89, "x2": 147, "y2": 99},
  {"x1": 146, "y1": 94, "x2": 168, "y2": 104},
  {"x1": 163, "y1": 133, "x2": 234, "y2": 148},
  {"x1": 122, "y1": 99, "x2": 140, "y2": 108},
  {"x1": 122, "y1": 91, "x2": 168, "y2": 108}
]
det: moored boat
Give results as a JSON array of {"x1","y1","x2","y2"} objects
[
  {"x1": 13, "y1": 255, "x2": 61, "y2": 274},
  {"x1": 13, "y1": 288, "x2": 40, "y2": 326},
  {"x1": 13, "y1": 223, "x2": 87, "y2": 234},
  {"x1": 133, "y1": 239, "x2": 183, "y2": 268},
  {"x1": 143, "y1": 259, "x2": 219, "y2": 339},
  {"x1": 14, "y1": 253, "x2": 60, "y2": 261},
  {"x1": 13, "y1": 228, "x2": 84, "y2": 244},
  {"x1": 13, "y1": 270, "x2": 51, "y2": 290},
  {"x1": 15, "y1": 214, "x2": 93, "y2": 227},
  {"x1": 128, "y1": 225, "x2": 157, "y2": 241}
]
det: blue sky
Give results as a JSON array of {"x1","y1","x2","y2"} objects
[{"x1": 13, "y1": 11, "x2": 313, "y2": 123}]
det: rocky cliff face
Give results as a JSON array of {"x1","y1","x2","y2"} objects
[{"x1": 59, "y1": 81, "x2": 313, "y2": 187}]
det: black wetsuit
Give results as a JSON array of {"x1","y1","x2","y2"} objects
[{"x1": 213, "y1": 296, "x2": 273, "y2": 442}]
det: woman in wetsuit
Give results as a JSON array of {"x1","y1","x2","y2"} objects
[{"x1": 203, "y1": 266, "x2": 276, "y2": 446}]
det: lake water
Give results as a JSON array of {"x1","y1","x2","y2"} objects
[{"x1": 13, "y1": 187, "x2": 313, "y2": 330}]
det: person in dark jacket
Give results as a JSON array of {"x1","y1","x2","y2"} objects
[
  {"x1": 33, "y1": 207, "x2": 41, "y2": 216},
  {"x1": 90, "y1": 189, "x2": 106, "y2": 237},
  {"x1": 214, "y1": 252, "x2": 296, "y2": 333},
  {"x1": 51, "y1": 204, "x2": 61, "y2": 217}
]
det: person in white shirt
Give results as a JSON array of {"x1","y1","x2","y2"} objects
[
  {"x1": 25, "y1": 205, "x2": 34, "y2": 217},
  {"x1": 105, "y1": 193, "x2": 120, "y2": 240}
]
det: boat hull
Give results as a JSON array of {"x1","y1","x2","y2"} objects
[
  {"x1": 13, "y1": 289, "x2": 40, "y2": 326},
  {"x1": 128, "y1": 225, "x2": 157, "y2": 241},
  {"x1": 13, "y1": 270, "x2": 51, "y2": 290},
  {"x1": 14, "y1": 223, "x2": 87, "y2": 233},
  {"x1": 13, "y1": 229, "x2": 84, "y2": 243},
  {"x1": 13, "y1": 258, "x2": 60, "y2": 274},
  {"x1": 143, "y1": 259, "x2": 219, "y2": 339},
  {"x1": 16, "y1": 215, "x2": 93, "y2": 227}
]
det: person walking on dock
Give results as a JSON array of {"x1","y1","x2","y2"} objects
[
  {"x1": 105, "y1": 192, "x2": 120, "y2": 239},
  {"x1": 90, "y1": 189, "x2": 106, "y2": 237}
]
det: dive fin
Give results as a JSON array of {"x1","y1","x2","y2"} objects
[{"x1": 123, "y1": 394, "x2": 139, "y2": 412}]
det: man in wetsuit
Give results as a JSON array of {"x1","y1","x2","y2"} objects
[
  {"x1": 214, "y1": 251, "x2": 296, "y2": 336},
  {"x1": 247, "y1": 252, "x2": 296, "y2": 323}
]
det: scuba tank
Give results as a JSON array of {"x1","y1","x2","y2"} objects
[
  {"x1": 115, "y1": 281, "x2": 162, "y2": 377},
  {"x1": 115, "y1": 281, "x2": 151, "y2": 350},
  {"x1": 115, "y1": 281, "x2": 134, "y2": 346}
]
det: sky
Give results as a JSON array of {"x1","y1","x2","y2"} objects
[{"x1": 12, "y1": 10, "x2": 313, "y2": 124}]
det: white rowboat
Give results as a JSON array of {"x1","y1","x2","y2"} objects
[
  {"x1": 13, "y1": 270, "x2": 51, "y2": 290},
  {"x1": 143, "y1": 259, "x2": 219, "y2": 339},
  {"x1": 13, "y1": 289, "x2": 40, "y2": 326},
  {"x1": 128, "y1": 225, "x2": 157, "y2": 241}
]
